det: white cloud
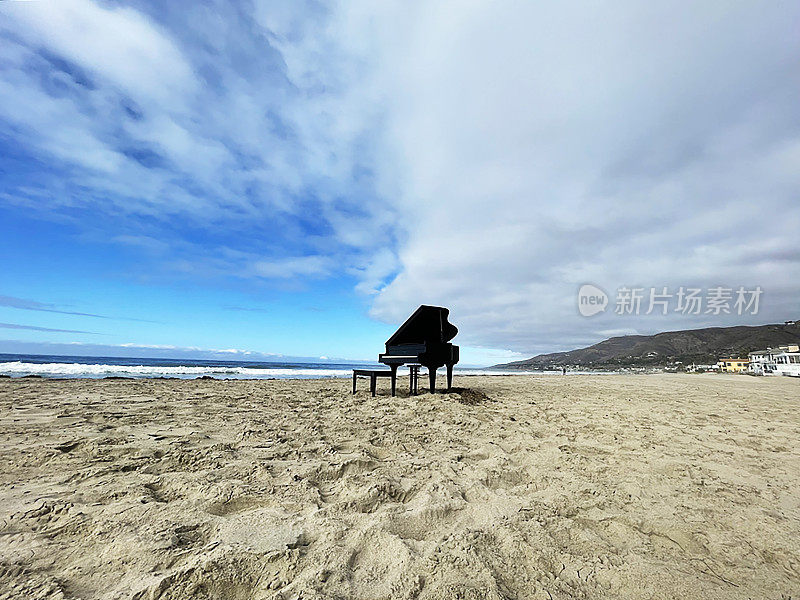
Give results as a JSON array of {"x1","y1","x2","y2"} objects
[
  {"x1": 4, "y1": 0, "x2": 196, "y2": 104},
  {"x1": 329, "y1": 1, "x2": 800, "y2": 353},
  {"x1": 351, "y1": 248, "x2": 399, "y2": 295},
  {"x1": 0, "y1": 0, "x2": 387, "y2": 235},
  {"x1": 252, "y1": 255, "x2": 332, "y2": 279}
]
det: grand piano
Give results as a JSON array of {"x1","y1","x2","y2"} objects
[{"x1": 379, "y1": 305, "x2": 459, "y2": 393}]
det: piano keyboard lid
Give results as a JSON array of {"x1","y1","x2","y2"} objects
[{"x1": 385, "y1": 305, "x2": 458, "y2": 346}]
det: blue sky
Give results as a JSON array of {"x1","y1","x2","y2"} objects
[
  {"x1": 1, "y1": 1, "x2": 799, "y2": 365},
  {"x1": 0, "y1": 208, "x2": 393, "y2": 361}
]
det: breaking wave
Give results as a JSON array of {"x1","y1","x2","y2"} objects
[
  {"x1": 0, "y1": 361, "x2": 354, "y2": 379},
  {"x1": 0, "y1": 359, "x2": 596, "y2": 380}
]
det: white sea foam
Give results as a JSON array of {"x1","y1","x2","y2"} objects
[
  {"x1": 0, "y1": 361, "x2": 610, "y2": 379},
  {"x1": 0, "y1": 361, "x2": 353, "y2": 379}
]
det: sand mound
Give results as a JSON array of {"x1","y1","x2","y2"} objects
[{"x1": 448, "y1": 387, "x2": 491, "y2": 405}]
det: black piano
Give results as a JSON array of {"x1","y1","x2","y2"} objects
[{"x1": 379, "y1": 305, "x2": 459, "y2": 393}]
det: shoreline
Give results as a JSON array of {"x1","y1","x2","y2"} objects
[
  {"x1": 0, "y1": 369, "x2": 780, "y2": 382},
  {"x1": 0, "y1": 369, "x2": 625, "y2": 381}
]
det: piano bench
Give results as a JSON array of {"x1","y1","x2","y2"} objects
[{"x1": 352, "y1": 369, "x2": 394, "y2": 397}]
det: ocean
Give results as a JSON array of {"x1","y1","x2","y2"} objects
[{"x1": 0, "y1": 353, "x2": 538, "y2": 380}]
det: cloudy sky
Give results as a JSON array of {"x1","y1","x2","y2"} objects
[{"x1": 1, "y1": 0, "x2": 798, "y2": 365}]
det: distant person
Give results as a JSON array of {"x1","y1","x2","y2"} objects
[{"x1": 562, "y1": 367, "x2": 566, "y2": 375}]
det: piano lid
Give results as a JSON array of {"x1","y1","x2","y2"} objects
[{"x1": 385, "y1": 305, "x2": 458, "y2": 346}]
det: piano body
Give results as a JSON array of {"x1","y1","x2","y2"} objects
[{"x1": 379, "y1": 305, "x2": 459, "y2": 393}]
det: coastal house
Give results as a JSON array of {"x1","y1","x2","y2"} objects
[
  {"x1": 686, "y1": 364, "x2": 717, "y2": 373},
  {"x1": 748, "y1": 350, "x2": 772, "y2": 375},
  {"x1": 773, "y1": 351, "x2": 800, "y2": 377},
  {"x1": 748, "y1": 345, "x2": 800, "y2": 375},
  {"x1": 716, "y1": 358, "x2": 748, "y2": 373}
]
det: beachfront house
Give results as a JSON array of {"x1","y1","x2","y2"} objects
[
  {"x1": 748, "y1": 350, "x2": 772, "y2": 375},
  {"x1": 716, "y1": 358, "x2": 749, "y2": 373},
  {"x1": 748, "y1": 344, "x2": 800, "y2": 375},
  {"x1": 773, "y1": 350, "x2": 800, "y2": 377},
  {"x1": 686, "y1": 364, "x2": 717, "y2": 373}
]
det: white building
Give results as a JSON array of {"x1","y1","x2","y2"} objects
[
  {"x1": 749, "y1": 345, "x2": 800, "y2": 376},
  {"x1": 773, "y1": 351, "x2": 800, "y2": 377},
  {"x1": 748, "y1": 350, "x2": 771, "y2": 375},
  {"x1": 686, "y1": 364, "x2": 717, "y2": 373}
]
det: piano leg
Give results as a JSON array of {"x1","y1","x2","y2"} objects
[
  {"x1": 446, "y1": 363, "x2": 454, "y2": 390},
  {"x1": 370, "y1": 374, "x2": 376, "y2": 397},
  {"x1": 390, "y1": 365, "x2": 398, "y2": 397},
  {"x1": 429, "y1": 367, "x2": 436, "y2": 393},
  {"x1": 352, "y1": 371, "x2": 357, "y2": 394}
]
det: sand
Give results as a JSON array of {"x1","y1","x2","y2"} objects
[{"x1": 0, "y1": 374, "x2": 798, "y2": 599}]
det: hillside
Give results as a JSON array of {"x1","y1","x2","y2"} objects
[{"x1": 493, "y1": 322, "x2": 800, "y2": 369}]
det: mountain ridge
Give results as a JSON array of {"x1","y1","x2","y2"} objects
[{"x1": 493, "y1": 322, "x2": 800, "y2": 369}]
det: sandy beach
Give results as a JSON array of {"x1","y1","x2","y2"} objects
[{"x1": 0, "y1": 374, "x2": 798, "y2": 599}]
